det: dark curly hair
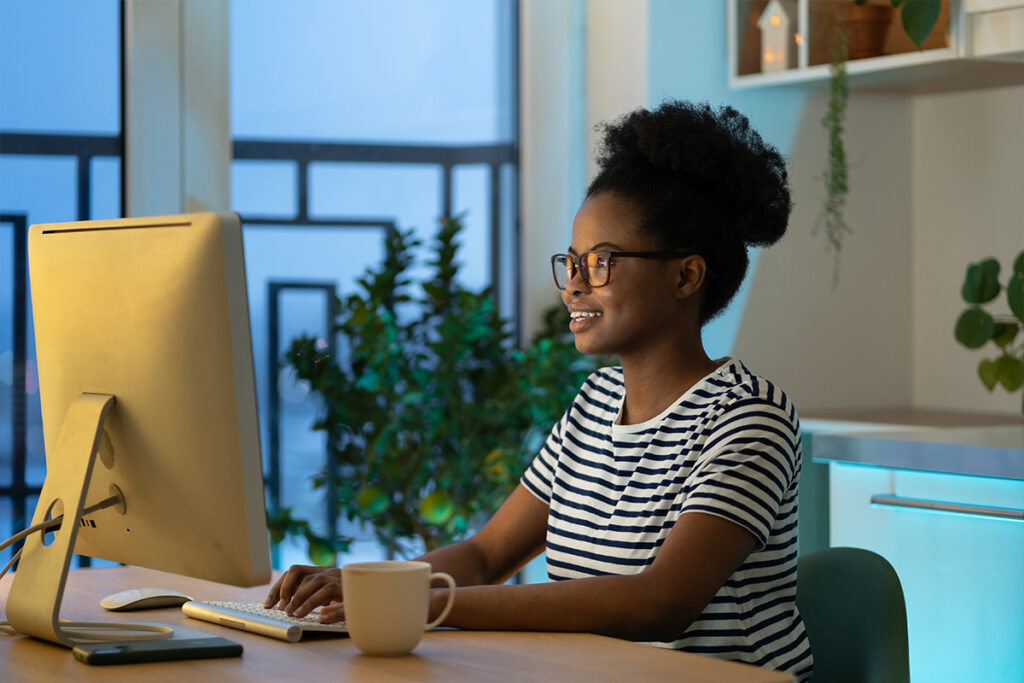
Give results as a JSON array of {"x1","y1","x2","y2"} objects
[{"x1": 587, "y1": 100, "x2": 791, "y2": 325}]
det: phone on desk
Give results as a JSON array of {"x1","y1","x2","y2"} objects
[{"x1": 72, "y1": 636, "x2": 242, "y2": 665}]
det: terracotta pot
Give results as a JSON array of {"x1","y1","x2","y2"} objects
[{"x1": 835, "y1": 3, "x2": 893, "y2": 59}]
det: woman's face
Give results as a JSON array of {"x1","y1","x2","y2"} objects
[{"x1": 560, "y1": 192, "x2": 690, "y2": 358}]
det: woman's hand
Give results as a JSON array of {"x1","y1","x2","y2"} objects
[{"x1": 264, "y1": 564, "x2": 343, "y2": 618}]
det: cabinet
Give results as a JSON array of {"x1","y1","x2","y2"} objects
[
  {"x1": 728, "y1": 0, "x2": 1024, "y2": 93},
  {"x1": 826, "y1": 455, "x2": 1023, "y2": 682}
]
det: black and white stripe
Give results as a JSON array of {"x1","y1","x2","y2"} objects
[{"x1": 522, "y1": 358, "x2": 813, "y2": 680}]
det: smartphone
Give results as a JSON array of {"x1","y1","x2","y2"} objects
[{"x1": 72, "y1": 636, "x2": 242, "y2": 665}]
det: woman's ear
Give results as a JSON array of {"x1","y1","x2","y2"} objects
[{"x1": 676, "y1": 255, "x2": 707, "y2": 300}]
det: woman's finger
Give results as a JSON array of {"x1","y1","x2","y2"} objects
[
  {"x1": 319, "y1": 602, "x2": 346, "y2": 624},
  {"x1": 267, "y1": 564, "x2": 317, "y2": 609},
  {"x1": 285, "y1": 568, "x2": 342, "y2": 614},
  {"x1": 289, "y1": 580, "x2": 343, "y2": 618}
]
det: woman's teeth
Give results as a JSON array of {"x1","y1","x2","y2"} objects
[{"x1": 570, "y1": 311, "x2": 602, "y2": 319}]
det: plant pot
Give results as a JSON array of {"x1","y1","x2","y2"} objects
[{"x1": 835, "y1": 3, "x2": 893, "y2": 59}]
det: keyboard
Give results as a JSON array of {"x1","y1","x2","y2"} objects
[{"x1": 182, "y1": 600, "x2": 349, "y2": 643}]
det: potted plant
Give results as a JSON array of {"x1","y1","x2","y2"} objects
[
  {"x1": 955, "y1": 251, "x2": 1024, "y2": 413},
  {"x1": 268, "y1": 216, "x2": 602, "y2": 562},
  {"x1": 817, "y1": 0, "x2": 941, "y2": 287}
]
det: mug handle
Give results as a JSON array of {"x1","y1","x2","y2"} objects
[{"x1": 424, "y1": 571, "x2": 456, "y2": 630}]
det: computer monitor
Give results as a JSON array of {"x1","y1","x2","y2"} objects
[{"x1": 6, "y1": 212, "x2": 270, "y2": 647}]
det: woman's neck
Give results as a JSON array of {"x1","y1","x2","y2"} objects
[{"x1": 617, "y1": 334, "x2": 722, "y2": 425}]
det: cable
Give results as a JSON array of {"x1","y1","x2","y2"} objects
[
  {"x1": 1, "y1": 491, "x2": 172, "y2": 643},
  {"x1": 0, "y1": 491, "x2": 123, "y2": 556}
]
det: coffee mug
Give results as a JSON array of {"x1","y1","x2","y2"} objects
[{"x1": 341, "y1": 560, "x2": 456, "y2": 656}]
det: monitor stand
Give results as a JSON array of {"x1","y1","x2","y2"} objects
[{"x1": 6, "y1": 393, "x2": 173, "y2": 647}]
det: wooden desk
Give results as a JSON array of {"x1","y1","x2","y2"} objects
[{"x1": 1, "y1": 566, "x2": 794, "y2": 682}]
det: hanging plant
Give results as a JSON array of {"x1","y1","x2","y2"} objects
[
  {"x1": 815, "y1": 31, "x2": 850, "y2": 290},
  {"x1": 816, "y1": 1, "x2": 941, "y2": 289}
]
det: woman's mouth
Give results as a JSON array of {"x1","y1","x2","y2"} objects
[{"x1": 569, "y1": 310, "x2": 602, "y2": 333}]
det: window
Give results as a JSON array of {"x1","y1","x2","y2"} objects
[
  {"x1": 0, "y1": 0, "x2": 123, "y2": 568},
  {"x1": 231, "y1": 0, "x2": 519, "y2": 566}
]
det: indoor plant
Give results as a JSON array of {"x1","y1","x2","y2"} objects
[
  {"x1": 817, "y1": 0, "x2": 940, "y2": 287},
  {"x1": 269, "y1": 216, "x2": 601, "y2": 562},
  {"x1": 954, "y1": 251, "x2": 1024, "y2": 413}
]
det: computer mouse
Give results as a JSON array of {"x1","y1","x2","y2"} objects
[{"x1": 100, "y1": 587, "x2": 194, "y2": 611}]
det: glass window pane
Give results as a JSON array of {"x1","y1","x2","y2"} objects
[
  {"x1": 453, "y1": 164, "x2": 491, "y2": 292},
  {"x1": 90, "y1": 156, "x2": 121, "y2": 220},
  {"x1": 231, "y1": 0, "x2": 511, "y2": 143},
  {"x1": 231, "y1": 0, "x2": 517, "y2": 566},
  {"x1": 0, "y1": 0, "x2": 120, "y2": 134},
  {"x1": 232, "y1": 160, "x2": 297, "y2": 218},
  {"x1": 0, "y1": 0, "x2": 122, "y2": 546},
  {"x1": 0, "y1": 222, "x2": 12, "y2": 489}
]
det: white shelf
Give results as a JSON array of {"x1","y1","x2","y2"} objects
[{"x1": 727, "y1": 0, "x2": 1024, "y2": 94}]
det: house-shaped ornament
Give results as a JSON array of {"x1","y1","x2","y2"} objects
[{"x1": 757, "y1": 0, "x2": 791, "y2": 73}]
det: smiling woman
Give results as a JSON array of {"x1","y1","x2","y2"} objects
[{"x1": 269, "y1": 100, "x2": 813, "y2": 682}]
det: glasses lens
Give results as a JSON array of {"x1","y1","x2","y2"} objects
[
  {"x1": 552, "y1": 254, "x2": 573, "y2": 289},
  {"x1": 584, "y1": 252, "x2": 610, "y2": 287}
]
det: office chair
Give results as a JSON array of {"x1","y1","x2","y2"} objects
[{"x1": 796, "y1": 547, "x2": 910, "y2": 683}]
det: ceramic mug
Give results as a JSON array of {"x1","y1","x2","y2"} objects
[{"x1": 341, "y1": 560, "x2": 456, "y2": 656}]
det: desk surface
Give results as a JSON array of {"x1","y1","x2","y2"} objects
[{"x1": 1, "y1": 566, "x2": 793, "y2": 682}]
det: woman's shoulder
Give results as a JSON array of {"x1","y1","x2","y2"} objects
[
  {"x1": 711, "y1": 358, "x2": 799, "y2": 425},
  {"x1": 580, "y1": 365, "x2": 625, "y2": 394}
]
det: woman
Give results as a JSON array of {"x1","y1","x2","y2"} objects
[{"x1": 266, "y1": 100, "x2": 813, "y2": 680}]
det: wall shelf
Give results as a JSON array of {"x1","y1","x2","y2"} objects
[{"x1": 727, "y1": 0, "x2": 1024, "y2": 94}]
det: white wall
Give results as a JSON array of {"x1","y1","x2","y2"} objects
[
  {"x1": 911, "y1": 85, "x2": 1024, "y2": 415},
  {"x1": 731, "y1": 93, "x2": 915, "y2": 413},
  {"x1": 519, "y1": 0, "x2": 587, "y2": 342},
  {"x1": 125, "y1": 0, "x2": 230, "y2": 217},
  {"x1": 648, "y1": 0, "x2": 916, "y2": 413},
  {"x1": 584, "y1": 0, "x2": 648, "y2": 183},
  {"x1": 521, "y1": 0, "x2": 1022, "y2": 415}
]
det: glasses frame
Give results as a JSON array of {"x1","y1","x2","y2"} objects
[{"x1": 550, "y1": 250, "x2": 692, "y2": 290}]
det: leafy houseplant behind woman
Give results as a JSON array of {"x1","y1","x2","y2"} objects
[{"x1": 273, "y1": 216, "x2": 600, "y2": 562}]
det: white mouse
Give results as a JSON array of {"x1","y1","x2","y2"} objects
[{"x1": 100, "y1": 587, "x2": 194, "y2": 611}]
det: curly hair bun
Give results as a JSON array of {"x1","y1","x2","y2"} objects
[{"x1": 593, "y1": 100, "x2": 791, "y2": 249}]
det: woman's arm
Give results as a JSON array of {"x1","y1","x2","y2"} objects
[
  {"x1": 426, "y1": 509, "x2": 757, "y2": 643},
  {"x1": 414, "y1": 483, "x2": 549, "y2": 587},
  {"x1": 268, "y1": 483, "x2": 548, "y2": 616},
  {"x1": 273, "y1": 485, "x2": 756, "y2": 643}
]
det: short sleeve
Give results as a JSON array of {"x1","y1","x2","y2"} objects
[
  {"x1": 520, "y1": 410, "x2": 568, "y2": 505},
  {"x1": 679, "y1": 396, "x2": 799, "y2": 547}
]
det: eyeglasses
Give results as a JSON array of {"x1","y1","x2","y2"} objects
[{"x1": 550, "y1": 250, "x2": 691, "y2": 290}]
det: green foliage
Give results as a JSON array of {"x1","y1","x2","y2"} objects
[
  {"x1": 275, "y1": 215, "x2": 599, "y2": 558},
  {"x1": 266, "y1": 507, "x2": 348, "y2": 567},
  {"x1": 890, "y1": 0, "x2": 941, "y2": 49},
  {"x1": 955, "y1": 251, "x2": 1024, "y2": 412}
]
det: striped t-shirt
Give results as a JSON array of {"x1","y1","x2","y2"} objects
[{"x1": 521, "y1": 358, "x2": 813, "y2": 679}]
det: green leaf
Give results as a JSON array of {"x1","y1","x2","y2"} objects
[
  {"x1": 1014, "y1": 251, "x2": 1024, "y2": 275},
  {"x1": 306, "y1": 535, "x2": 336, "y2": 567},
  {"x1": 1008, "y1": 273, "x2": 1024, "y2": 325},
  {"x1": 356, "y1": 486, "x2": 390, "y2": 516},
  {"x1": 995, "y1": 355, "x2": 1024, "y2": 392},
  {"x1": 992, "y1": 323, "x2": 1020, "y2": 349},
  {"x1": 955, "y1": 308, "x2": 994, "y2": 348},
  {"x1": 898, "y1": 0, "x2": 940, "y2": 48},
  {"x1": 961, "y1": 258, "x2": 1001, "y2": 304},
  {"x1": 978, "y1": 359, "x2": 998, "y2": 391},
  {"x1": 420, "y1": 491, "x2": 454, "y2": 526}
]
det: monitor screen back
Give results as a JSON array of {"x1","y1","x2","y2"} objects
[{"x1": 28, "y1": 212, "x2": 270, "y2": 586}]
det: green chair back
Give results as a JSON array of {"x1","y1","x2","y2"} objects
[{"x1": 796, "y1": 547, "x2": 910, "y2": 683}]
